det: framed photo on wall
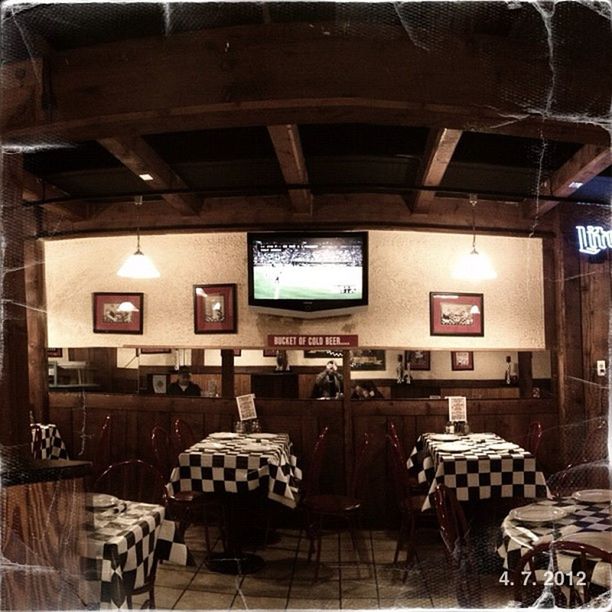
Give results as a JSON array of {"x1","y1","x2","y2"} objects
[
  {"x1": 430, "y1": 292, "x2": 484, "y2": 336},
  {"x1": 404, "y1": 350, "x2": 431, "y2": 371},
  {"x1": 149, "y1": 373, "x2": 170, "y2": 394},
  {"x1": 93, "y1": 292, "x2": 144, "y2": 334},
  {"x1": 47, "y1": 348, "x2": 63, "y2": 358},
  {"x1": 263, "y1": 349, "x2": 277, "y2": 357},
  {"x1": 193, "y1": 284, "x2": 237, "y2": 334},
  {"x1": 451, "y1": 351, "x2": 474, "y2": 371},
  {"x1": 350, "y1": 349, "x2": 386, "y2": 371}
]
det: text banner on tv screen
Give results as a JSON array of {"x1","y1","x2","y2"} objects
[{"x1": 267, "y1": 335, "x2": 359, "y2": 349}]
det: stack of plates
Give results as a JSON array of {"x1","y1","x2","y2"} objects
[
  {"x1": 86, "y1": 493, "x2": 119, "y2": 510},
  {"x1": 509, "y1": 504, "x2": 568, "y2": 523},
  {"x1": 571, "y1": 489, "x2": 612, "y2": 504}
]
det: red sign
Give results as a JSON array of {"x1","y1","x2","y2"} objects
[{"x1": 267, "y1": 335, "x2": 359, "y2": 349}]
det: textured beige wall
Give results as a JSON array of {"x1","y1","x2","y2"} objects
[{"x1": 45, "y1": 230, "x2": 545, "y2": 349}]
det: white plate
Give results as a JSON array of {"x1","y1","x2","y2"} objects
[
  {"x1": 242, "y1": 444, "x2": 273, "y2": 453},
  {"x1": 430, "y1": 433, "x2": 460, "y2": 441},
  {"x1": 572, "y1": 489, "x2": 612, "y2": 504},
  {"x1": 208, "y1": 432, "x2": 239, "y2": 440},
  {"x1": 509, "y1": 505, "x2": 568, "y2": 523},
  {"x1": 87, "y1": 494, "x2": 119, "y2": 509},
  {"x1": 559, "y1": 531, "x2": 612, "y2": 553},
  {"x1": 467, "y1": 433, "x2": 497, "y2": 440},
  {"x1": 438, "y1": 442, "x2": 472, "y2": 452},
  {"x1": 246, "y1": 433, "x2": 278, "y2": 440},
  {"x1": 198, "y1": 442, "x2": 224, "y2": 451},
  {"x1": 490, "y1": 442, "x2": 520, "y2": 451}
]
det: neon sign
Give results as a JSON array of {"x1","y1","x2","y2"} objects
[{"x1": 576, "y1": 226, "x2": 612, "y2": 255}]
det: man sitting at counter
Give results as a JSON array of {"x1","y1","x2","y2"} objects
[
  {"x1": 312, "y1": 360, "x2": 344, "y2": 399},
  {"x1": 167, "y1": 367, "x2": 202, "y2": 396}
]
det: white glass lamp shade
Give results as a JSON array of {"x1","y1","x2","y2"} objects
[
  {"x1": 117, "y1": 249, "x2": 160, "y2": 279},
  {"x1": 117, "y1": 301, "x2": 139, "y2": 313},
  {"x1": 452, "y1": 248, "x2": 497, "y2": 281}
]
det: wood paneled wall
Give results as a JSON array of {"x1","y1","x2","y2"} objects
[{"x1": 50, "y1": 392, "x2": 557, "y2": 526}]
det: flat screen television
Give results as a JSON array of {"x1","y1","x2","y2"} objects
[{"x1": 247, "y1": 231, "x2": 368, "y2": 318}]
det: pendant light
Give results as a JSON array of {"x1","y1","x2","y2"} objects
[
  {"x1": 452, "y1": 194, "x2": 497, "y2": 281},
  {"x1": 117, "y1": 195, "x2": 160, "y2": 279}
]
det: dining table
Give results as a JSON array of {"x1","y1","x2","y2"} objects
[
  {"x1": 497, "y1": 495, "x2": 611, "y2": 602},
  {"x1": 407, "y1": 432, "x2": 550, "y2": 511},
  {"x1": 80, "y1": 496, "x2": 190, "y2": 610},
  {"x1": 30, "y1": 422, "x2": 70, "y2": 460},
  {"x1": 167, "y1": 431, "x2": 302, "y2": 574}
]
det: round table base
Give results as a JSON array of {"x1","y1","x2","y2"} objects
[{"x1": 205, "y1": 552, "x2": 265, "y2": 575}]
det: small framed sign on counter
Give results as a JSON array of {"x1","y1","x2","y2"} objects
[{"x1": 448, "y1": 396, "x2": 467, "y2": 422}]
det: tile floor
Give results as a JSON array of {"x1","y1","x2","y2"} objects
[{"x1": 136, "y1": 524, "x2": 514, "y2": 610}]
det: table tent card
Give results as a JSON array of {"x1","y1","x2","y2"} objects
[
  {"x1": 236, "y1": 393, "x2": 257, "y2": 421},
  {"x1": 448, "y1": 396, "x2": 467, "y2": 422}
]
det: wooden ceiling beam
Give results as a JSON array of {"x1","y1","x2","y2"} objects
[
  {"x1": 267, "y1": 124, "x2": 312, "y2": 215},
  {"x1": 98, "y1": 136, "x2": 201, "y2": 216},
  {"x1": 2, "y1": 24, "x2": 608, "y2": 145},
  {"x1": 526, "y1": 144, "x2": 612, "y2": 218},
  {"x1": 410, "y1": 128, "x2": 462, "y2": 214},
  {"x1": 22, "y1": 171, "x2": 88, "y2": 221}
]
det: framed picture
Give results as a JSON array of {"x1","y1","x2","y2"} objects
[
  {"x1": 93, "y1": 292, "x2": 144, "y2": 334},
  {"x1": 451, "y1": 351, "x2": 474, "y2": 371},
  {"x1": 149, "y1": 373, "x2": 170, "y2": 394},
  {"x1": 263, "y1": 349, "x2": 277, "y2": 357},
  {"x1": 303, "y1": 350, "x2": 344, "y2": 359},
  {"x1": 139, "y1": 348, "x2": 172, "y2": 354},
  {"x1": 233, "y1": 349, "x2": 242, "y2": 357},
  {"x1": 350, "y1": 349, "x2": 386, "y2": 371},
  {"x1": 404, "y1": 350, "x2": 431, "y2": 371},
  {"x1": 47, "y1": 348, "x2": 63, "y2": 358},
  {"x1": 430, "y1": 292, "x2": 484, "y2": 337},
  {"x1": 193, "y1": 284, "x2": 237, "y2": 334}
]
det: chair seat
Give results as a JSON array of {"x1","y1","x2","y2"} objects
[{"x1": 304, "y1": 493, "x2": 362, "y2": 514}]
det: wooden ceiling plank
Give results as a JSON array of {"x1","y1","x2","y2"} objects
[
  {"x1": 411, "y1": 128, "x2": 463, "y2": 214},
  {"x1": 267, "y1": 124, "x2": 312, "y2": 215},
  {"x1": 98, "y1": 136, "x2": 201, "y2": 216},
  {"x1": 22, "y1": 171, "x2": 88, "y2": 221},
  {"x1": 528, "y1": 144, "x2": 612, "y2": 218}
]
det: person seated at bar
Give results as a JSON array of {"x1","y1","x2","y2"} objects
[
  {"x1": 312, "y1": 360, "x2": 344, "y2": 398},
  {"x1": 167, "y1": 367, "x2": 202, "y2": 396},
  {"x1": 351, "y1": 380, "x2": 383, "y2": 399}
]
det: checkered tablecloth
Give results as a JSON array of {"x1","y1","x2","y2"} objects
[
  {"x1": 81, "y1": 500, "x2": 189, "y2": 609},
  {"x1": 168, "y1": 433, "x2": 302, "y2": 509},
  {"x1": 497, "y1": 498, "x2": 611, "y2": 592},
  {"x1": 31, "y1": 422, "x2": 69, "y2": 459},
  {"x1": 407, "y1": 433, "x2": 550, "y2": 510}
]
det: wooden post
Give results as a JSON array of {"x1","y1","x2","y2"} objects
[
  {"x1": 341, "y1": 349, "x2": 352, "y2": 493},
  {"x1": 517, "y1": 352, "x2": 533, "y2": 398},
  {"x1": 221, "y1": 349, "x2": 235, "y2": 399},
  {"x1": 0, "y1": 153, "x2": 31, "y2": 451}
]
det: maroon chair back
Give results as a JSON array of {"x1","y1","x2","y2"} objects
[
  {"x1": 173, "y1": 418, "x2": 197, "y2": 452},
  {"x1": 526, "y1": 421, "x2": 543, "y2": 457},
  {"x1": 31, "y1": 425, "x2": 44, "y2": 460},
  {"x1": 92, "y1": 415, "x2": 112, "y2": 478},
  {"x1": 386, "y1": 433, "x2": 410, "y2": 504},
  {"x1": 431, "y1": 484, "x2": 469, "y2": 559},
  {"x1": 151, "y1": 425, "x2": 176, "y2": 481},
  {"x1": 301, "y1": 426, "x2": 330, "y2": 501},
  {"x1": 348, "y1": 432, "x2": 371, "y2": 499},
  {"x1": 93, "y1": 460, "x2": 166, "y2": 505},
  {"x1": 387, "y1": 421, "x2": 407, "y2": 465}
]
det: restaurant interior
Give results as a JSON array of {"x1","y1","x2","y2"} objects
[{"x1": 0, "y1": 2, "x2": 610, "y2": 610}]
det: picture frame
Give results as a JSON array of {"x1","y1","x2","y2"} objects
[
  {"x1": 233, "y1": 349, "x2": 242, "y2": 357},
  {"x1": 263, "y1": 349, "x2": 277, "y2": 357},
  {"x1": 404, "y1": 350, "x2": 431, "y2": 371},
  {"x1": 47, "y1": 348, "x2": 63, "y2": 358},
  {"x1": 149, "y1": 373, "x2": 170, "y2": 394},
  {"x1": 193, "y1": 284, "x2": 237, "y2": 334},
  {"x1": 303, "y1": 350, "x2": 344, "y2": 359},
  {"x1": 350, "y1": 349, "x2": 386, "y2": 371},
  {"x1": 430, "y1": 292, "x2": 484, "y2": 337},
  {"x1": 139, "y1": 348, "x2": 172, "y2": 354},
  {"x1": 93, "y1": 292, "x2": 144, "y2": 334},
  {"x1": 451, "y1": 351, "x2": 474, "y2": 371}
]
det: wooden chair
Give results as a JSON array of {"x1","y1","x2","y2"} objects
[
  {"x1": 150, "y1": 425, "x2": 214, "y2": 555},
  {"x1": 300, "y1": 426, "x2": 330, "y2": 505},
  {"x1": 525, "y1": 421, "x2": 543, "y2": 458},
  {"x1": 172, "y1": 418, "x2": 197, "y2": 453},
  {"x1": 386, "y1": 433, "x2": 417, "y2": 578},
  {"x1": 93, "y1": 460, "x2": 167, "y2": 608},
  {"x1": 513, "y1": 540, "x2": 612, "y2": 607},
  {"x1": 304, "y1": 432, "x2": 370, "y2": 580},
  {"x1": 92, "y1": 415, "x2": 113, "y2": 479},
  {"x1": 431, "y1": 484, "x2": 482, "y2": 607}
]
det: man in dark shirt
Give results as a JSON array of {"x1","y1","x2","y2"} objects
[{"x1": 167, "y1": 367, "x2": 202, "y2": 396}]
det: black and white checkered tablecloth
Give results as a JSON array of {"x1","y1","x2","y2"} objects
[
  {"x1": 81, "y1": 500, "x2": 189, "y2": 610},
  {"x1": 497, "y1": 498, "x2": 611, "y2": 591},
  {"x1": 31, "y1": 423, "x2": 69, "y2": 459},
  {"x1": 168, "y1": 433, "x2": 302, "y2": 508},
  {"x1": 407, "y1": 433, "x2": 550, "y2": 511}
]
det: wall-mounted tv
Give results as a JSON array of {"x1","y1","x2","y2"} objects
[{"x1": 247, "y1": 232, "x2": 368, "y2": 318}]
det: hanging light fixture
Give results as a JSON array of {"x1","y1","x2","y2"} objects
[
  {"x1": 452, "y1": 194, "x2": 497, "y2": 281},
  {"x1": 117, "y1": 195, "x2": 160, "y2": 279}
]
